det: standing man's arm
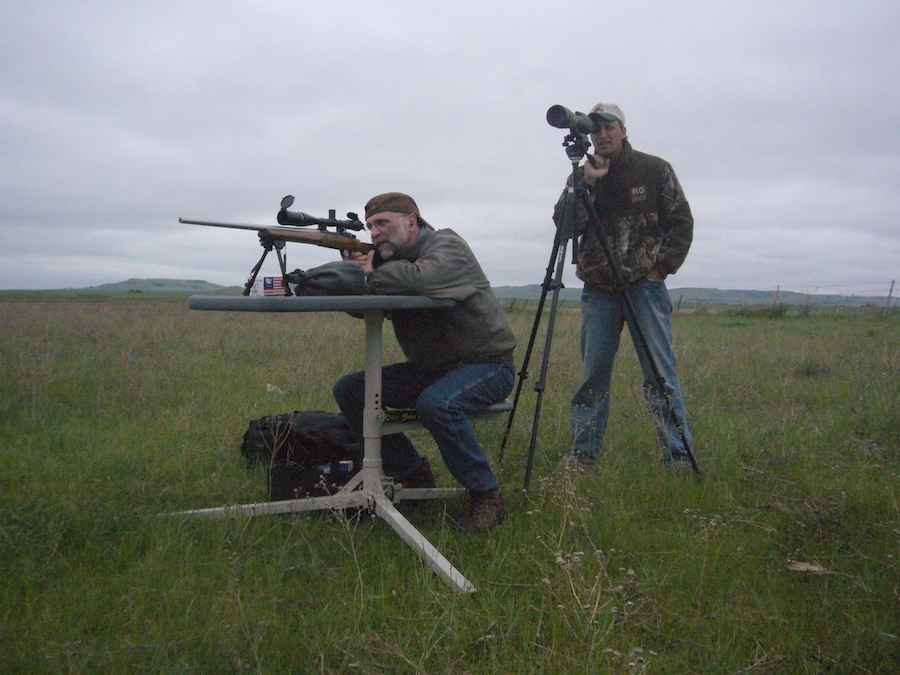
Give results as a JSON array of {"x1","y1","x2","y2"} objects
[{"x1": 653, "y1": 163, "x2": 693, "y2": 278}]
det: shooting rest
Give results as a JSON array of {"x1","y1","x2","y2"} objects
[{"x1": 168, "y1": 294, "x2": 510, "y2": 594}]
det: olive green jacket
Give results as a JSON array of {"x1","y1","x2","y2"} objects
[
  {"x1": 554, "y1": 141, "x2": 693, "y2": 291},
  {"x1": 367, "y1": 227, "x2": 517, "y2": 372}
]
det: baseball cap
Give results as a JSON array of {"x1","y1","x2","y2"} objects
[
  {"x1": 589, "y1": 103, "x2": 625, "y2": 126},
  {"x1": 364, "y1": 192, "x2": 434, "y2": 230}
]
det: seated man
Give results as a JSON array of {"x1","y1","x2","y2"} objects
[{"x1": 333, "y1": 192, "x2": 517, "y2": 531}]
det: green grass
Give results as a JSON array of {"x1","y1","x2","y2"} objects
[{"x1": 1, "y1": 293, "x2": 897, "y2": 673}]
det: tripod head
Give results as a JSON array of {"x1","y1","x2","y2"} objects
[{"x1": 562, "y1": 132, "x2": 591, "y2": 164}]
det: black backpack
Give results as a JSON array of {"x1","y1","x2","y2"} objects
[{"x1": 240, "y1": 411, "x2": 362, "y2": 500}]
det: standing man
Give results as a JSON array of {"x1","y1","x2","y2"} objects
[
  {"x1": 554, "y1": 103, "x2": 694, "y2": 466},
  {"x1": 333, "y1": 192, "x2": 517, "y2": 531}
]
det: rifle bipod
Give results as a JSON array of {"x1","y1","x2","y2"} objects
[{"x1": 243, "y1": 234, "x2": 292, "y2": 297}]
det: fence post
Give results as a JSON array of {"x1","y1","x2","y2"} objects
[{"x1": 885, "y1": 279, "x2": 895, "y2": 318}]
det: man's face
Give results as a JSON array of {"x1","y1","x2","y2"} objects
[
  {"x1": 590, "y1": 119, "x2": 626, "y2": 159},
  {"x1": 366, "y1": 211, "x2": 418, "y2": 260}
]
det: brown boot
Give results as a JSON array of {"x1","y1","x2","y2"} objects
[
  {"x1": 452, "y1": 487, "x2": 507, "y2": 532},
  {"x1": 396, "y1": 457, "x2": 437, "y2": 489}
]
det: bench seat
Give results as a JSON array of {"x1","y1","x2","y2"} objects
[{"x1": 380, "y1": 399, "x2": 513, "y2": 435}]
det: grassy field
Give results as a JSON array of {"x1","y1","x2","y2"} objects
[{"x1": 0, "y1": 292, "x2": 897, "y2": 674}]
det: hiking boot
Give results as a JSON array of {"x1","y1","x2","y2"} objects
[
  {"x1": 452, "y1": 487, "x2": 507, "y2": 532},
  {"x1": 396, "y1": 457, "x2": 437, "y2": 489}
]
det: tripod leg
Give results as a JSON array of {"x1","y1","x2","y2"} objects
[
  {"x1": 501, "y1": 183, "x2": 579, "y2": 490},
  {"x1": 498, "y1": 225, "x2": 564, "y2": 464},
  {"x1": 518, "y1": 184, "x2": 581, "y2": 489},
  {"x1": 522, "y1": 235, "x2": 569, "y2": 491},
  {"x1": 618, "y1": 287, "x2": 700, "y2": 475},
  {"x1": 575, "y1": 189, "x2": 700, "y2": 476}
]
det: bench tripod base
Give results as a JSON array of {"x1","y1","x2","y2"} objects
[{"x1": 163, "y1": 467, "x2": 475, "y2": 594}]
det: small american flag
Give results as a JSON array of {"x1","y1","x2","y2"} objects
[{"x1": 263, "y1": 276, "x2": 286, "y2": 296}]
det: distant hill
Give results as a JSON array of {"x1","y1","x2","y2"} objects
[
  {"x1": 83, "y1": 278, "x2": 244, "y2": 294},
  {"x1": 72, "y1": 279, "x2": 890, "y2": 307}
]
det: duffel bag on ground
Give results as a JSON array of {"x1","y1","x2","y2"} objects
[{"x1": 240, "y1": 410, "x2": 362, "y2": 500}]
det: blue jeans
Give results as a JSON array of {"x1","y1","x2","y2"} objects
[
  {"x1": 571, "y1": 280, "x2": 693, "y2": 464},
  {"x1": 333, "y1": 360, "x2": 515, "y2": 492}
]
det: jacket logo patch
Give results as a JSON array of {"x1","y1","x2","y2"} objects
[{"x1": 630, "y1": 186, "x2": 647, "y2": 203}]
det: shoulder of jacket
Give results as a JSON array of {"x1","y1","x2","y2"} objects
[
  {"x1": 628, "y1": 146, "x2": 669, "y2": 169},
  {"x1": 430, "y1": 228, "x2": 469, "y2": 246}
]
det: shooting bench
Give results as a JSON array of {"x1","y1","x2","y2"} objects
[{"x1": 167, "y1": 294, "x2": 514, "y2": 595}]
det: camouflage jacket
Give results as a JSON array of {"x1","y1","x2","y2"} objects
[
  {"x1": 553, "y1": 141, "x2": 693, "y2": 291},
  {"x1": 367, "y1": 227, "x2": 517, "y2": 372}
]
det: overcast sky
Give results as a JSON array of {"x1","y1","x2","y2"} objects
[{"x1": 2, "y1": 0, "x2": 897, "y2": 295}]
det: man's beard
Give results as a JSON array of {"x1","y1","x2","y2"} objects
[{"x1": 377, "y1": 244, "x2": 397, "y2": 261}]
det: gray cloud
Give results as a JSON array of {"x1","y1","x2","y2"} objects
[{"x1": 2, "y1": 0, "x2": 897, "y2": 295}]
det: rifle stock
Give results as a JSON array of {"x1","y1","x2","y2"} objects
[
  {"x1": 179, "y1": 218, "x2": 373, "y2": 254},
  {"x1": 261, "y1": 226, "x2": 373, "y2": 254}
]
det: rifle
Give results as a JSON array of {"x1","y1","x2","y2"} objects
[
  {"x1": 181, "y1": 195, "x2": 373, "y2": 296},
  {"x1": 178, "y1": 218, "x2": 374, "y2": 254}
]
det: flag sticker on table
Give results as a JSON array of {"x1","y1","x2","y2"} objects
[{"x1": 263, "y1": 277, "x2": 285, "y2": 296}]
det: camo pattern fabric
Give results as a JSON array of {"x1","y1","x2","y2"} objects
[{"x1": 553, "y1": 141, "x2": 693, "y2": 291}]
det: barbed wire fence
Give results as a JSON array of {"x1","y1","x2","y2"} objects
[
  {"x1": 765, "y1": 280, "x2": 895, "y2": 300},
  {"x1": 499, "y1": 280, "x2": 897, "y2": 317},
  {"x1": 766, "y1": 280, "x2": 895, "y2": 315}
]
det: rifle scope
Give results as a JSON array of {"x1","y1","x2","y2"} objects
[{"x1": 277, "y1": 195, "x2": 365, "y2": 231}]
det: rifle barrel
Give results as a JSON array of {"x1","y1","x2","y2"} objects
[
  {"x1": 179, "y1": 218, "x2": 266, "y2": 231},
  {"x1": 180, "y1": 217, "x2": 373, "y2": 254}
]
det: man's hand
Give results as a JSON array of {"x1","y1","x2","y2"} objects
[
  {"x1": 582, "y1": 153, "x2": 610, "y2": 185},
  {"x1": 346, "y1": 250, "x2": 375, "y2": 274}
]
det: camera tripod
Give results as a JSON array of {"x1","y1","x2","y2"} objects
[{"x1": 499, "y1": 130, "x2": 700, "y2": 488}]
